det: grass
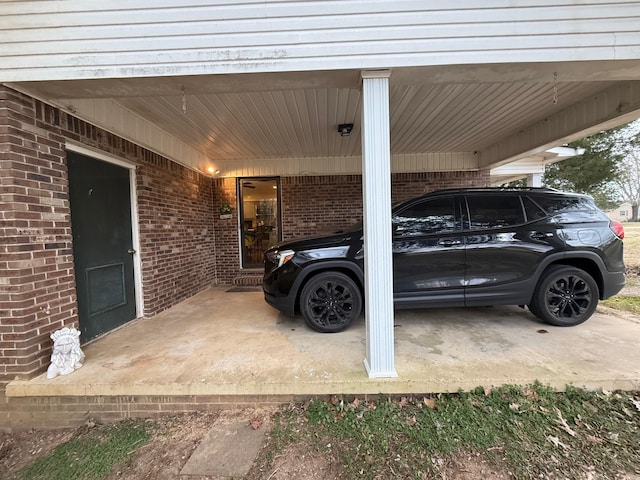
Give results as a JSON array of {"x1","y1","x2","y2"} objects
[
  {"x1": 623, "y1": 222, "x2": 640, "y2": 269},
  {"x1": 269, "y1": 384, "x2": 640, "y2": 479},
  {"x1": 602, "y1": 222, "x2": 640, "y2": 313},
  {"x1": 12, "y1": 420, "x2": 150, "y2": 480},
  {"x1": 602, "y1": 295, "x2": 640, "y2": 314}
]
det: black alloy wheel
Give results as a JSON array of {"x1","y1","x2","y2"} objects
[
  {"x1": 529, "y1": 265, "x2": 599, "y2": 326},
  {"x1": 300, "y1": 272, "x2": 362, "y2": 333}
]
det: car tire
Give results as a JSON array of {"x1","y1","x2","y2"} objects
[
  {"x1": 299, "y1": 272, "x2": 362, "y2": 333},
  {"x1": 529, "y1": 265, "x2": 599, "y2": 327}
]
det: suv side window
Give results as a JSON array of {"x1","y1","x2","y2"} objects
[
  {"x1": 393, "y1": 197, "x2": 458, "y2": 236},
  {"x1": 467, "y1": 195, "x2": 524, "y2": 229},
  {"x1": 533, "y1": 195, "x2": 594, "y2": 213},
  {"x1": 522, "y1": 196, "x2": 547, "y2": 221}
]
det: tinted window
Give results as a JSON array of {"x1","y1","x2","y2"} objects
[
  {"x1": 523, "y1": 196, "x2": 547, "y2": 221},
  {"x1": 393, "y1": 198, "x2": 457, "y2": 236},
  {"x1": 533, "y1": 195, "x2": 595, "y2": 213},
  {"x1": 467, "y1": 195, "x2": 524, "y2": 229}
]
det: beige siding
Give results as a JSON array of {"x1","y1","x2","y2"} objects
[
  {"x1": 215, "y1": 152, "x2": 477, "y2": 177},
  {"x1": 2, "y1": 1, "x2": 640, "y2": 81}
]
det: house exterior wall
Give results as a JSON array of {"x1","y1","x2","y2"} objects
[
  {"x1": 212, "y1": 170, "x2": 490, "y2": 282},
  {"x1": 605, "y1": 202, "x2": 634, "y2": 222},
  {"x1": 0, "y1": 87, "x2": 77, "y2": 380},
  {"x1": 1, "y1": 86, "x2": 216, "y2": 381},
  {"x1": 2, "y1": 1, "x2": 639, "y2": 81}
]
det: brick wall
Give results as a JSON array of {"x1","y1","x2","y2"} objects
[
  {"x1": 137, "y1": 159, "x2": 216, "y2": 316},
  {"x1": 1, "y1": 86, "x2": 217, "y2": 381},
  {"x1": 212, "y1": 177, "x2": 240, "y2": 283},
  {"x1": 0, "y1": 87, "x2": 78, "y2": 380},
  {"x1": 281, "y1": 175, "x2": 363, "y2": 241}
]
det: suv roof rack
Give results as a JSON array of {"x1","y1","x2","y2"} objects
[{"x1": 429, "y1": 187, "x2": 559, "y2": 195}]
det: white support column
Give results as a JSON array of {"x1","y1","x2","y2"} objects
[
  {"x1": 527, "y1": 173, "x2": 542, "y2": 187},
  {"x1": 361, "y1": 70, "x2": 397, "y2": 378}
]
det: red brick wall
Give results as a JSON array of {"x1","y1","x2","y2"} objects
[
  {"x1": 212, "y1": 178, "x2": 240, "y2": 283},
  {"x1": 281, "y1": 175, "x2": 363, "y2": 241},
  {"x1": 1, "y1": 87, "x2": 78, "y2": 380},
  {"x1": 136, "y1": 159, "x2": 216, "y2": 316},
  {"x1": 1, "y1": 86, "x2": 217, "y2": 380}
]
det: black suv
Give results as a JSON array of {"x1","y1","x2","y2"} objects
[{"x1": 263, "y1": 188, "x2": 625, "y2": 333}]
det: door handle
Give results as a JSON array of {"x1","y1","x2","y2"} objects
[{"x1": 127, "y1": 249, "x2": 137, "y2": 255}]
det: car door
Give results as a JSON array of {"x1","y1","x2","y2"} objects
[
  {"x1": 463, "y1": 194, "x2": 562, "y2": 306},
  {"x1": 393, "y1": 195, "x2": 465, "y2": 308}
]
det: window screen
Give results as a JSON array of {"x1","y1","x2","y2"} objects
[{"x1": 467, "y1": 195, "x2": 525, "y2": 229}]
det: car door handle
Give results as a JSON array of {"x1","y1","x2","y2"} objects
[
  {"x1": 530, "y1": 232, "x2": 553, "y2": 240},
  {"x1": 438, "y1": 239, "x2": 462, "y2": 246}
]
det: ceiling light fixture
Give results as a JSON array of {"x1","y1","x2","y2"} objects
[{"x1": 338, "y1": 123, "x2": 353, "y2": 137}]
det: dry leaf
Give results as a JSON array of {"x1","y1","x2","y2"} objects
[
  {"x1": 547, "y1": 435, "x2": 569, "y2": 450},
  {"x1": 399, "y1": 397, "x2": 408, "y2": 408},
  {"x1": 484, "y1": 386, "x2": 492, "y2": 396},
  {"x1": 423, "y1": 397, "x2": 436, "y2": 409},
  {"x1": 509, "y1": 403, "x2": 520, "y2": 412},
  {"x1": 408, "y1": 415, "x2": 417, "y2": 425},
  {"x1": 585, "y1": 434, "x2": 603, "y2": 444},
  {"x1": 249, "y1": 417, "x2": 263, "y2": 430},
  {"x1": 554, "y1": 407, "x2": 576, "y2": 437}
]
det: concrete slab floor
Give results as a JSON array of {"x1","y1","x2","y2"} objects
[{"x1": 7, "y1": 286, "x2": 640, "y2": 398}]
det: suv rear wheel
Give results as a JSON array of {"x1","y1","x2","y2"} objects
[
  {"x1": 300, "y1": 272, "x2": 362, "y2": 333},
  {"x1": 529, "y1": 265, "x2": 598, "y2": 326}
]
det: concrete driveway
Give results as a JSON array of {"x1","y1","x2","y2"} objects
[{"x1": 8, "y1": 286, "x2": 640, "y2": 398}]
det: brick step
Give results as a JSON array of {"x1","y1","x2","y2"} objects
[{"x1": 232, "y1": 275, "x2": 263, "y2": 287}]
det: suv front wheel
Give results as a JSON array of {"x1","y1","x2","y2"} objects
[
  {"x1": 300, "y1": 272, "x2": 362, "y2": 333},
  {"x1": 529, "y1": 265, "x2": 599, "y2": 326}
]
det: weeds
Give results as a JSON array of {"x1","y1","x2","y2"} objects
[
  {"x1": 270, "y1": 384, "x2": 640, "y2": 479},
  {"x1": 12, "y1": 420, "x2": 150, "y2": 480},
  {"x1": 602, "y1": 295, "x2": 640, "y2": 315}
]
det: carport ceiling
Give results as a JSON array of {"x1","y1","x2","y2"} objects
[{"x1": 14, "y1": 62, "x2": 639, "y2": 162}]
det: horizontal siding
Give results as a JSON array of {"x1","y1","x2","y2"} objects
[
  {"x1": 68, "y1": 98, "x2": 209, "y2": 171},
  {"x1": 1, "y1": 1, "x2": 640, "y2": 81},
  {"x1": 216, "y1": 152, "x2": 478, "y2": 177}
]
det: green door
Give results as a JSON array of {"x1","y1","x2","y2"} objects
[{"x1": 67, "y1": 151, "x2": 137, "y2": 342}]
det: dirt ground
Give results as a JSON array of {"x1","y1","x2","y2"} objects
[{"x1": 0, "y1": 408, "x2": 514, "y2": 480}]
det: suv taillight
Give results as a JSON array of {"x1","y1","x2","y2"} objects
[{"x1": 610, "y1": 220, "x2": 625, "y2": 239}]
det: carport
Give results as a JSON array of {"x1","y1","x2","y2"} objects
[
  {"x1": 10, "y1": 63, "x2": 640, "y2": 377},
  {"x1": 3, "y1": 2, "x2": 640, "y2": 387}
]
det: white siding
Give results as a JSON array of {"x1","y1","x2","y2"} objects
[
  {"x1": 215, "y1": 152, "x2": 477, "y2": 177},
  {"x1": 2, "y1": 1, "x2": 640, "y2": 82},
  {"x1": 67, "y1": 98, "x2": 209, "y2": 171}
]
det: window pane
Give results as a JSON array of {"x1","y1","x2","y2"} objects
[
  {"x1": 523, "y1": 196, "x2": 547, "y2": 221},
  {"x1": 532, "y1": 195, "x2": 595, "y2": 213},
  {"x1": 393, "y1": 198, "x2": 457, "y2": 235},
  {"x1": 468, "y1": 195, "x2": 524, "y2": 229}
]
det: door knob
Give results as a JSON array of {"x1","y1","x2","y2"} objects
[{"x1": 127, "y1": 249, "x2": 137, "y2": 255}]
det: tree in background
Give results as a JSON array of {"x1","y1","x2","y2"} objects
[
  {"x1": 544, "y1": 120, "x2": 640, "y2": 214},
  {"x1": 544, "y1": 129, "x2": 623, "y2": 210},
  {"x1": 615, "y1": 142, "x2": 640, "y2": 222}
]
